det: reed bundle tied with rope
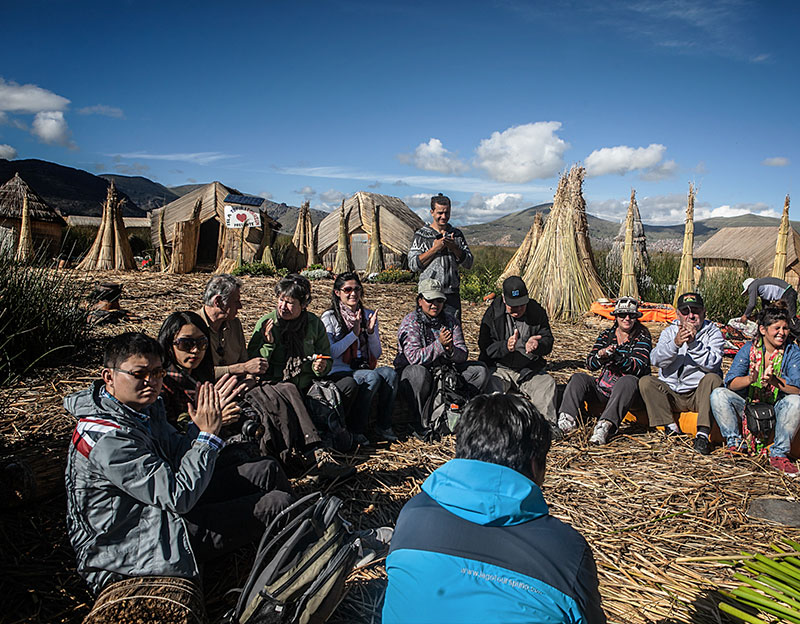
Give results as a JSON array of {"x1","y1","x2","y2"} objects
[
  {"x1": 772, "y1": 194, "x2": 791, "y2": 280},
  {"x1": 498, "y1": 211, "x2": 543, "y2": 287},
  {"x1": 673, "y1": 183, "x2": 696, "y2": 307},
  {"x1": 619, "y1": 189, "x2": 640, "y2": 299},
  {"x1": 76, "y1": 181, "x2": 135, "y2": 271},
  {"x1": 333, "y1": 199, "x2": 353, "y2": 275},
  {"x1": 364, "y1": 204, "x2": 384, "y2": 275}
]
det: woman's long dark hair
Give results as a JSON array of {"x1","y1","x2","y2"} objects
[
  {"x1": 275, "y1": 274, "x2": 311, "y2": 358},
  {"x1": 757, "y1": 301, "x2": 793, "y2": 347},
  {"x1": 157, "y1": 311, "x2": 214, "y2": 382},
  {"x1": 329, "y1": 272, "x2": 365, "y2": 339}
]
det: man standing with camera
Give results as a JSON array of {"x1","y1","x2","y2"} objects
[{"x1": 408, "y1": 193, "x2": 473, "y2": 319}]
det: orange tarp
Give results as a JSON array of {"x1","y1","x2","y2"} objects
[{"x1": 590, "y1": 301, "x2": 677, "y2": 323}]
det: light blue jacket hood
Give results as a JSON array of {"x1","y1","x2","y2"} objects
[{"x1": 421, "y1": 458, "x2": 548, "y2": 527}]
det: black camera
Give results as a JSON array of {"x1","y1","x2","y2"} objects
[{"x1": 240, "y1": 419, "x2": 264, "y2": 440}]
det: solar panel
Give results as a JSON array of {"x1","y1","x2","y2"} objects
[{"x1": 223, "y1": 193, "x2": 264, "y2": 207}]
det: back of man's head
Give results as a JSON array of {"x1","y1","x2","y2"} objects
[
  {"x1": 455, "y1": 393, "x2": 551, "y2": 480},
  {"x1": 103, "y1": 332, "x2": 163, "y2": 369}
]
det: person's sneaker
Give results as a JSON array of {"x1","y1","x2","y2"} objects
[
  {"x1": 557, "y1": 412, "x2": 578, "y2": 434},
  {"x1": 663, "y1": 424, "x2": 683, "y2": 437},
  {"x1": 770, "y1": 456, "x2": 800, "y2": 477},
  {"x1": 357, "y1": 526, "x2": 393, "y2": 551},
  {"x1": 589, "y1": 420, "x2": 614, "y2": 446},
  {"x1": 693, "y1": 435, "x2": 712, "y2": 455},
  {"x1": 549, "y1": 422, "x2": 564, "y2": 442},
  {"x1": 376, "y1": 427, "x2": 399, "y2": 443}
]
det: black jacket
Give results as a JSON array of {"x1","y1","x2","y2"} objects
[{"x1": 478, "y1": 296, "x2": 554, "y2": 377}]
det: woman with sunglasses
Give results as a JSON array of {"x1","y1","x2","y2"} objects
[
  {"x1": 394, "y1": 278, "x2": 488, "y2": 437},
  {"x1": 558, "y1": 297, "x2": 652, "y2": 445},
  {"x1": 157, "y1": 311, "x2": 244, "y2": 430},
  {"x1": 711, "y1": 302, "x2": 800, "y2": 476},
  {"x1": 321, "y1": 272, "x2": 398, "y2": 444}
]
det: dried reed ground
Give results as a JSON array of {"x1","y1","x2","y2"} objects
[{"x1": 1, "y1": 271, "x2": 799, "y2": 624}]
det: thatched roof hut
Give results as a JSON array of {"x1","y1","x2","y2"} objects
[
  {"x1": 0, "y1": 172, "x2": 65, "y2": 258},
  {"x1": 149, "y1": 182, "x2": 280, "y2": 271},
  {"x1": 316, "y1": 192, "x2": 424, "y2": 271},
  {"x1": 696, "y1": 224, "x2": 800, "y2": 288}
]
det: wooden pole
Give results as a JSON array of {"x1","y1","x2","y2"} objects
[
  {"x1": 673, "y1": 183, "x2": 696, "y2": 307},
  {"x1": 772, "y1": 194, "x2": 790, "y2": 280}
]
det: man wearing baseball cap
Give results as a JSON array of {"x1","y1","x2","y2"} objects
[
  {"x1": 478, "y1": 276, "x2": 559, "y2": 436},
  {"x1": 740, "y1": 277, "x2": 797, "y2": 324},
  {"x1": 638, "y1": 292, "x2": 724, "y2": 455}
]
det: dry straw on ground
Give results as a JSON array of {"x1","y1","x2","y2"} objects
[{"x1": 2, "y1": 272, "x2": 799, "y2": 624}]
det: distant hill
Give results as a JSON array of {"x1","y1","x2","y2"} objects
[
  {"x1": 100, "y1": 174, "x2": 179, "y2": 212},
  {"x1": 0, "y1": 159, "x2": 145, "y2": 217},
  {"x1": 264, "y1": 200, "x2": 328, "y2": 232},
  {"x1": 461, "y1": 204, "x2": 795, "y2": 252},
  {"x1": 168, "y1": 183, "x2": 206, "y2": 197}
]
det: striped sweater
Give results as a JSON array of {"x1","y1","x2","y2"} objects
[{"x1": 586, "y1": 324, "x2": 652, "y2": 395}]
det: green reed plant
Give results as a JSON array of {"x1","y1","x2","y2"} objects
[{"x1": 699, "y1": 267, "x2": 751, "y2": 323}]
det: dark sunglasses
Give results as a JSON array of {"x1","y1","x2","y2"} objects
[
  {"x1": 173, "y1": 336, "x2": 209, "y2": 352},
  {"x1": 340, "y1": 286, "x2": 362, "y2": 294},
  {"x1": 423, "y1": 297, "x2": 446, "y2": 305},
  {"x1": 113, "y1": 367, "x2": 166, "y2": 381},
  {"x1": 615, "y1": 313, "x2": 638, "y2": 319},
  {"x1": 678, "y1": 306, "x2": 703, "y2": 316}
]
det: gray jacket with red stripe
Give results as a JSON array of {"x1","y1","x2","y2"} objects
[{"x1": 64, "y1": 381, "x2": 220, "y2": 594}]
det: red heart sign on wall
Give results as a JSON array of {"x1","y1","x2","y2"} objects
[{"x1": 236, "y1": 213, "x2": 247, "y2": 223}]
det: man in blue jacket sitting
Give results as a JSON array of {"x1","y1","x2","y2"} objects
[{"x1": 382, "y1": 393, "x2": 606, "y2": 624}]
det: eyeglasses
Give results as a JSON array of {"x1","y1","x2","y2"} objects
[
  {"x1": 173, "y1": 336, "x2": 209, "y2": 352},
  {"x1": 678, "y1": 306, "x2": 703, "y2": 316},
  {"x1": 340, "y1": 286, "x2": 362, "y2": 294},
  {"x1": 615, "y1": 313, "x2": 638, "y2": 319},
  {"x1": 423, "y1": 297, "x2": 446, "y2": 305},
  {"x1": 113, "y1": 367, "x2": 166, "y2": 382}
]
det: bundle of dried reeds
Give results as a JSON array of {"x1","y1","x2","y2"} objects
[
  {"x1": 772, "y1": 194, "x2": 791, "y2": 280},
  {"x1": 76, "y1": 181, "x2": 135, "y2": 271},
  {"x1": 497, "y1": 212, "x2": 543, "y2": 287},
  {"x1": 569, "y1": 166, "x2": 605, "y2": 300},
  {"x1": 608, "y1": 189, "x2": 648, "y2": 270},
  {"x1": 364, "y1": 204, "x2": 384, "y2": 275},
  {"x1": 167, "y1": 198, "x2": 201, "y2": 274},
  {"x1": 260, "y1": 220, "x2": 276, "y2": 269},
  {"x1": 673, "y1": 183, "x2": 696, "y2": 307},
  {"x1": 522, "y1": 170, "x2": 596, "y2": 320},
  {"x1": 619, "y1": 190, "x2": 640, "y2": 299},
  {"x1": 334, "y1": 200, "x2": 353, "y2": 275},
  {"x1": 157, "y1": 207, "x2": 170, "y2": 270},
  {"x1": 291, "y1": 201, "x2": 316, "y2": 270},
  {"x1": 14, "y1": 194, "x2": 33, "y2": 263}
]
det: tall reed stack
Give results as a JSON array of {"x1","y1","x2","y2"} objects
[
  {"x1": 673, "y1": 183, "x2": 696, "y2": 307},
  {"x1": 568, "y1": 165, "x2": 605, "y2": 301},
  {"x1": 772, "y1": 194, "x2": 790, "y2": 280},
  {"x1": 619, "y1": 190, "x2": 639, "y2": 299},
  {"x1": 364, "y1": 204, "x2": 384, "y2": 275},
  {"x1": 14, "y1": 194, "x2": 33, "y2": 263},
  {"x1": 77, "y1": 181, "x2": 135, "y2": 271},
  {"x1": 333, "y1": 200, "x2": 353, "y2": 275},
  {"x1": 498, "y1": 212, "x2": 543, "y2": 286}
]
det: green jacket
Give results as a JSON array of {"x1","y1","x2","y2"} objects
[{"x1": 247, "y1": 310, "x2": 331, "y2": 391}]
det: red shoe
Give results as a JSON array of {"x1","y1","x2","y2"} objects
[{"x1": 769, "y1": 456, "x2": 799, "y2": 477}]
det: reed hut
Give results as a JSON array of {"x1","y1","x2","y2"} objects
[
  {"x1": 673, "y1": 184, "x2": 696, "y2": 307},
  {"x1": 316, "y1": 192, "x2": 424, "y2": 271},
  {"x1": 522, "y1": 169, "x2": 598, "y2": 320},
  {"x1": 568, "y1": 165, "x2": 605, "y2": 300},
  {"x1": 608, "y1": 189, "x2": 648, "y2": 270},
  {"x1": 0, "y1": 172, "x2": 65, "y2": 258},
  {"x1": 619, "y1": 196, "x2": 639, "y2": 300},
  {"x1": 497, "y1": 212, "x2": 543, "y2": 287},
  {"x1": 696, "y1": 224, "x2": 800, "y2": 288},
  {"x1": 76, "y1": 181, "x2": 136, "y2": 271},
  {"x1": 773, "y1": 195, "x2": 791, "y2": 280},
  {"x1": 149, "y1": 182, "x2": 280, "y2": 272}
]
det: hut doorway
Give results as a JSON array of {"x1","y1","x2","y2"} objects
[
  {"x1": 350, "y1": 233, "x2": 368, "y2": 270},
  {"x1": 196, "y1": 218, "x2": 219, "y2": 269}
]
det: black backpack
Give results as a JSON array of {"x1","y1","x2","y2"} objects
[
  {"x1": 423, "y1": 363, "x2": 476, "y2": 436},
  {"x1": 223, "y1": 493, "x2": 359, "y2": 624},
  {"x1": 305, "y1": 380, "x2": 353, "y2": 452}
]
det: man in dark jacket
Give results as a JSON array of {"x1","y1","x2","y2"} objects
[
  {"x1": 383, "y1": 393, "x2": 606, "y2": 624},
  {"x1": 479, "y1": 276, "x2": 558, "y2": 430}
]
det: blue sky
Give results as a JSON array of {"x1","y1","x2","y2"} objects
[{"x1": 1, "y1": 0, "x2": 798, "y2": 226}]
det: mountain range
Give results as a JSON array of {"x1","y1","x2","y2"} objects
[{"x1": 1, "y1": 158, "x2": 792, "y2": 247}]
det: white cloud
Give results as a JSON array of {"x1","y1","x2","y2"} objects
[
  {"x1": 294, "y1": 186, "x2": 316, "y2": 199},
  {"x1": 640, "y1": 159, "x2": 679, "y2": 181},
  {"x1": 112, "y1": 151, "x2": 236, "y2": 165},
  {"x1": 460, "y1": 193, "x2": 525, "y2": 225},
  {"x1": 320, "y1": 188, "x2": 346, "y2": 203},
  {"x1": 751, "y1": 53, "x2": 770, "y2": 63},
  {"x1": 400, "y1": 138, "x2": 469, "y2": 174},
  {"x1": 474, "y1": 122, "x2": 569, "y2": 182},
  {"x1": 589, "y1": 194, "x2": 779, "y2": 225},
  {"x1": 697, "y1": 203, "x2": 779, "y2": 220},
  {"x1": 258, "y1": 191, "x2": 273, "y2": 200},
  {"x1": 0, "y1": 144, "x2": 17, "y2": 159},
  {"x1": 403, "y1": 193, "x2": 431, "y2": 209},
  {"x1": 78, "y1": 104, "x2": 124, "y2": 118},
  {"x1": 762, "y1": 156, "x2": 790, "y2": 167},
  {"x1": 0, "y1": 78, "x2": 69, "y2": 113},
  {"x1": 585, "y1": 143, "x2": 666, "y2": 177},
  {"x1": 32, "y1": 111, "x2": 73, "y2": 146}
]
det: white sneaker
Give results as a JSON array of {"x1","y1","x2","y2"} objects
[
  {"x1": 590, "y1": 420, "x2": 614, "y2": 445},
  {"x1": 557, "y1": 412, "x2": 578, "y2": 434}
]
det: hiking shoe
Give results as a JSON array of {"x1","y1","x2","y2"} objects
[
  {"x1": 549, "y1": 422, "x2": 564, "y2": 442},
  {"x1": 770, "y1": 456, "x2": 800, "y2": 477},
  {"x1": 693, "y1": 435, "x2": 712, "y2": 456},
  {"x1": 557, "y1": 412, "x2": 578, "y2": 435},
  {"x1": 590, "y1": 420, "x2": 614, "y2": 446},
  {"x1": 376, "y1": 427, "x2": 399, "y2": 443},
  {"x1": 357, "y1": 526, "x2": 393, "y2": 551},
  {"x1": 663, "y1": 425, "x2": 683, "y2": 437}
]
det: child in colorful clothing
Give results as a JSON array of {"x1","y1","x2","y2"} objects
[
  {"x1": 711, "y1": 303, "x2": 800, "y2": 475},
  {"x1": 558, "y1": 297, "x2": 652, "y2": 445}
]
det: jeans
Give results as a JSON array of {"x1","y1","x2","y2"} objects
[
  {"x1": 710, "y1": 387, "x2": 800, "y2": 458},
  {"x1": 352, "y1": 366, "x2": 398, "y2": 432}
]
